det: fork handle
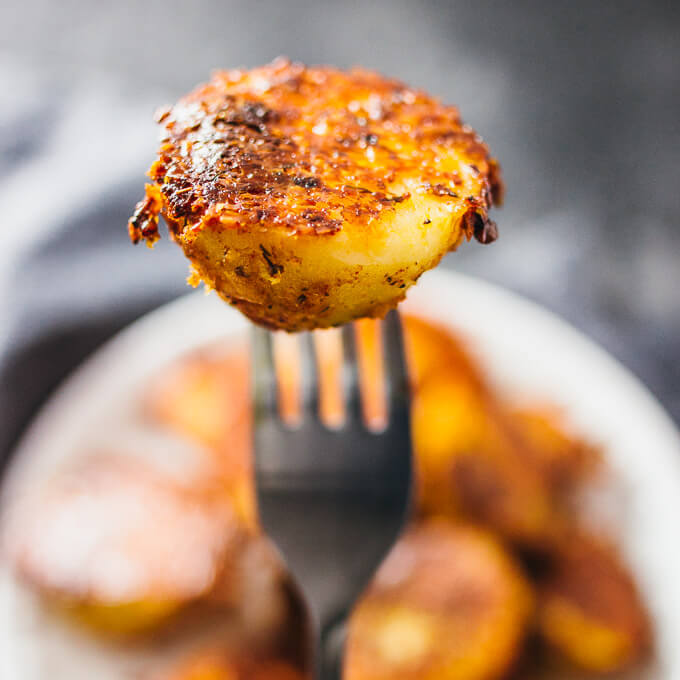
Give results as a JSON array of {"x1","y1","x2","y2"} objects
[{"x1": 317, "y1": 619, "x2": 346, "y2": 680}]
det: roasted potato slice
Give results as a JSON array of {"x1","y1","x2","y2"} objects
[
  {"x1": 536, "y1": 532, "x2": 650, "y2": 673},
  {"x1": 346, "y1": 521, "x2": 533, "y2": 680},
  {"x1": 144, "y1": 345, "x2": 255, "y2": 526},
  {"x1": 403, "y1": 315, "x2": 487, "y2": 392},
  {"x1": 152, "y1": 650, "x2": 304, "y2": 680},
  {"x1": 146, "y1": 344, "x2": 250, "y2": 452},
  {"x1": 207, "y1": 535, "x2": 292, "y2": 647},
  {"x1": 3, "y1": 455, "x2": 245, "y2": 635},
  {"x1": 331, "y1": 315, "x2": 486, "y2": 424},
  {"x1": 508, "y1": 406, "x2": 601, "y2": 493},
  {"x1": 412, "y1": 369, "x2": 565, "y2": 548},
  {"x1": 129, "y1": 58, "x2": 502, "y2": 331}
]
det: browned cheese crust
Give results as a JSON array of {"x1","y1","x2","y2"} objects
[{"x1": 129, "y1": 58, "x2": 502, "y2": 330}]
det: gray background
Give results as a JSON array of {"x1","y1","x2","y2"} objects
[{"x1": 0, "y1": 0, "x2": 678, "y2": 461}]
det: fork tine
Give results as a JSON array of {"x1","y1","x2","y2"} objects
[
  {"x1": 382, "y1": 310, "x2": 410, "y2": 421},
  {"x1": 341, "y1": 324, "x2": 363, "y2": 426},
  {"x1": 251, "y1": 326, "x2": 278, "y2": 419},
  {"x1": 299, "y1": 332, "x2": 320, "y2": 423}
]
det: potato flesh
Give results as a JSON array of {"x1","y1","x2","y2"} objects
[{"x1": 182, "y1": 190, "x2": 467, "y2": 329}]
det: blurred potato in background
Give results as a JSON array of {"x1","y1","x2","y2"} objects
[
  {"x1": 146, "y1": 344, "x2": 250, "y2": 452},
  {"x1": 140, "y1": 314, "x2": 652, "y2": 675},
  {"x1": 2, "y1": 313, "x2": 651, "y2": 678},
  {"x1": 536, "y1": 531, "x2": 650, "y2": 673},
  {"x1": 150, "y1": 650, "x2": 304, "y2": 680},
  {"x1": 412, "y1": 367, "x2": 565, "y2": 547},
  {"x1": 2, "y1": 452, "x2": 288, "y2": 641},
  {"x1": 4, "y1": 454, "x2": 239, "y2": 634},
  {"x1": 508, "y1": 406, "x2": 601, "y2": 494},
  {"x1": 346, "y1": 520, "x2": 533, "y2": 680},
  {"x1": 144, "y1": 343, "x2": 256, "y2": 528}
]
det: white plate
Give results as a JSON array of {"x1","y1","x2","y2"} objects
[{"x1": 2, "y1": 269, "x2": 680, "y2": 679}]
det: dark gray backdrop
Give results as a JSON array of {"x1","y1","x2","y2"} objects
[{"x1": 0, "y1": 0, "x2": 678, "y2": 465}]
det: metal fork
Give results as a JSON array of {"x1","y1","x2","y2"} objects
[{"x1": 251, "y1": 310, "x2": 412, "y2": 679}]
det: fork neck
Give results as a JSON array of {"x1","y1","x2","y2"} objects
[{"x1": 313, "y1": 618, "x2": 346, "y2": 680}]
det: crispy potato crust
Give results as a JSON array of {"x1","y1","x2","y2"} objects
[{"x1": 129, "y1": 58, "x2": 502, "y2": 330}]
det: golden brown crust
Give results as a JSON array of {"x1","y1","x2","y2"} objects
[{"x1": 129, "y1": 57, "x2": 501, "y2": 247}]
